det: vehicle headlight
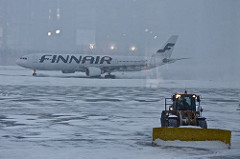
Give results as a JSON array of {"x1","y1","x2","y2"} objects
[{"x1": 176, "y1": 94, "x2": 181, "y2": 98}]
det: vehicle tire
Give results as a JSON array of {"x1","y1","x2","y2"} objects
[
  {"x1": 161, "y1": 111, "x2": 167, "y2": 127},
  {"x1": 168, "y1": 119, "x2": 178, "y2": 127},
  {"x1": 198, "y1": 120, "x2": 207, "y2": 129}
]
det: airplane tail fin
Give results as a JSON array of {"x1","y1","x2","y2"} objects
[{"x1": 156, "y1": 35, "x2": 178, "y2": 58}]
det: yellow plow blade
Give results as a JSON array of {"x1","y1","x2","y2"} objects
[{"x1": 152, "y1": 127, "x2": 231, "y2": 147}]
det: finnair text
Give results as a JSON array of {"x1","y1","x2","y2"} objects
[{"x1": 39, "y1": 55, "x2": 112, "y2": 64}]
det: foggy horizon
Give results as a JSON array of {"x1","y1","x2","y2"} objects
[{"x1": 0, "y1": 0, "x2": 239, "y2": 81}]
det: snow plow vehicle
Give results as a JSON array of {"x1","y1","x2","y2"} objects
[{"x1": 152, "y1": 91, "x2": 231, "y2": 148}]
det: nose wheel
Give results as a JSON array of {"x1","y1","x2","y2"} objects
[{"x1": 32, "y1": 69, "x2": 37, "y2": 76}]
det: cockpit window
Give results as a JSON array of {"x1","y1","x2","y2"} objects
[{"x1": 20, "y1": 57, "x2": 27, "y2": 60}]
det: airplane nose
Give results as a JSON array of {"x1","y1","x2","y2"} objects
[{"x1": 16, "y1": 59, "x2": 22, "y2": 66}]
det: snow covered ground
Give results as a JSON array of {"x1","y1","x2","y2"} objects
[{"x1": 0, "y1": 66, "x2": 239, "y2": 159}]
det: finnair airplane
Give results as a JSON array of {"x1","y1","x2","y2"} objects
[{"x1": 16, "y1": 35, "x2": 185, "y2": 78}]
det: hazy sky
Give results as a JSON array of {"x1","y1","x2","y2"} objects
[
  {"x1": 0, "y1": 0, "x2": 239, "y2": 81},
  {"x1": 143, "y1": 0, "x2": 240, "y2": 82}
]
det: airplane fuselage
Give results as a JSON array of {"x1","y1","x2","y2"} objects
[
  {"x1": 16, "y1": 35, "x2": 179, "y2": 78},
  {"x1": 17, "y1": 53, "x2": 153, "y2": 73}
]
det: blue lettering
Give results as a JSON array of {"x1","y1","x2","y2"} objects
[
  {"x1": 95, "y1": 56, "x2": 100, "y2": 64},
  {"x1": 57, "y1": 55, "x2": 69, "y2": 63},
  {"x1": 51, "y1": 55, "x2": 57, "y2": 63},
  {"x1": 69, "y1": 55, "x2": 82, "y2": 63},
  {"x1": 40, "y1": 55, "x2": 112, "y2": 64},
  {"x1": 40, "y1": 55, "x2": 52, "y2": 63},
  {"x1": 100, "y1": 56, "x2": 112, "y2": 64},
  {"x1": 82, "y1": 56, "x2": 94, "y2": 64}
]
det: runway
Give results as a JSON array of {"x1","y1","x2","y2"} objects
[{"x1": 0, "y1": 66, "x2": 239, "y2": 159}]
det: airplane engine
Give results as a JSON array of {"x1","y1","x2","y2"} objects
[{"x1": 86, "y1": 67, "x2": 102, "y2": 77}]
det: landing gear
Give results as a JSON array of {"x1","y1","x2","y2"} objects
[
  {"x1": 104, "y1": 73, "x2": 116, "y2": 79},
  {"x1": 32, "y1": 69, "x2": 37, "y2": 76}
]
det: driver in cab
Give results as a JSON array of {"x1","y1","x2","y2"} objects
[{"x1": 178, "y1": 98, "x2": 190, "y2": 110}]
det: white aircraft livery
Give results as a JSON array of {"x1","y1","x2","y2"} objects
[{"x1": 16, "y1": 35, "x2": 184, "y2": 78}]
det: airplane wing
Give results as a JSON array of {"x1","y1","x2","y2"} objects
[
  {"x1": 101, "y1": 63, "x2": 147, "y2": 72},
  {"x1": 162, "y1": 57, "x2": 190, "y2": 64}
]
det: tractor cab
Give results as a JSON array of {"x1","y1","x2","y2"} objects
[
  {"x1": 172, "y1": 93, "x2": 200, "y2": 111},
  {"x1": 161, "y1": 91, "x2": 205, "y2": 128}
]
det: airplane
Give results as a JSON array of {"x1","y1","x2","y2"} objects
[{"x1": 16, "y1": 35, "x2": 186, "y2": 78}]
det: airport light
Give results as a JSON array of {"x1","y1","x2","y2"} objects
[
  {"x1": 48, "y1": 9, "x2": 52, "y2": 19},
  {"x1": 47, "y1": 32, "x2": 52, "y2": 36},
  {"x1": 56, "y1": 29, "x2": 61, "y2": 34},
  {"x1": 122, "y1": 33, "x2": 126, "y2": 37},
  {"x1": 57, "y1": 14, "x2": 60, "y2": 19},
  {"x1": 57, "y1": 8, "x2": 60, "y2": 19},
  {"x1": 130, "y1": 46, "x2": 136, "y2": 51},
  {"x1": 145, "y1": 28, "x2": 149, "y2": 32},
  {"x1": 109, "y1": 45, "x2": 115, "y2": 50},
  {"x1": 154, "y1": 35, "x2": 158, "y2": 39},
  {"x1": 89, "y1": 43, "x2": 95, "y2": 50}
]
